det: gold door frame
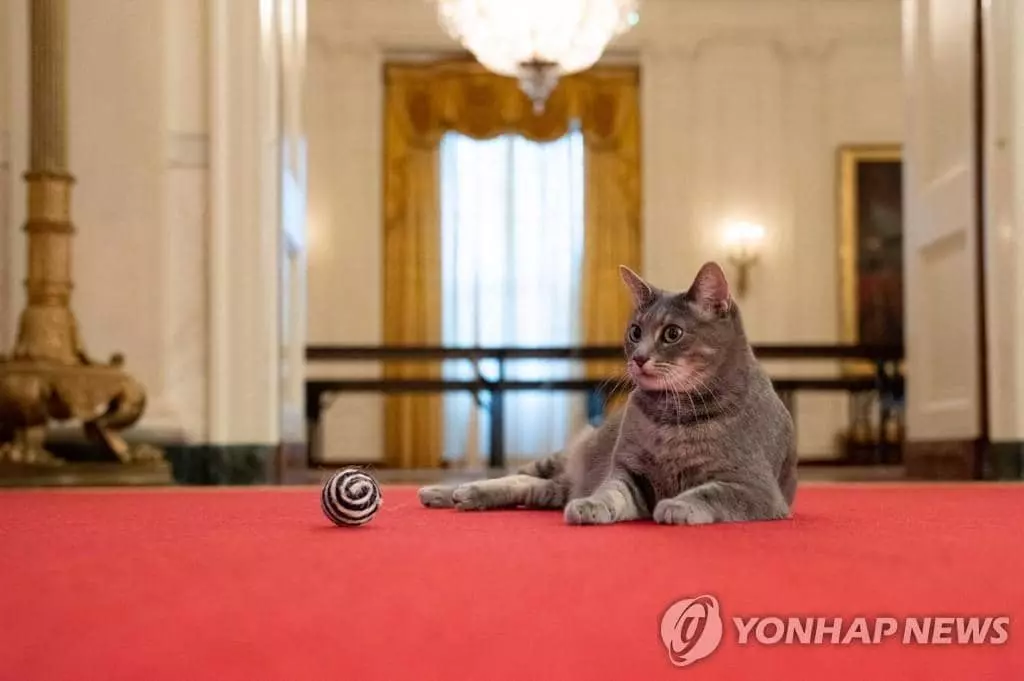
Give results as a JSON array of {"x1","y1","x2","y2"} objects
[{"x1": 836, "y1": 143, "x2": 902, "y2": 373}]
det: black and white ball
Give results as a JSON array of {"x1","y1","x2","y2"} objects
[{"x1": 321, "y1": 468, "x2": 382, "y2": 526}]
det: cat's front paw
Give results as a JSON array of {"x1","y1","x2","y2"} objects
[
  {"x1": 451, "y1": 484, "x2": 488, "y2": 511},
  {"x1": 564, "y1": 497, "x2": 614, "y2": 525},
  {"x1": 653, "y1": 499, "x2": 715, "y2": 525},
  {"x1": 418, "y1": 484, "x2": 455, "y2": 508}
]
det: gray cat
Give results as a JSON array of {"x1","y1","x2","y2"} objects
[{"x1": 419, "y1": 262, "x2": 797, "y2": 525}]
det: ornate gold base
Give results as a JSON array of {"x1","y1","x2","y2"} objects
[
  {"x1": 3, "y1": 2, "x2": 162, "y2": 471},
  {"x1": 0, "y1": 459, "x2": 172, "y2": 487},
  {"x1": 0, "y1": 357, "x2": 164, "y2": 466}
]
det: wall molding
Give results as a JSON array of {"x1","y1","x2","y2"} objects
[
  {"x1": 633, "y1": 30, "x2": 894, "y2": 64},
  {"x1": 308, "y1": 0, "x2": 900, "y2": 54}
]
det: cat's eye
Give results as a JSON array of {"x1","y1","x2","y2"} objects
[
  {"x1": 661, "y1": 325, "x2": 684, "y2": 343},
  {"x1": 627, "y1": 324, "x2": 642, "y2": 343}
]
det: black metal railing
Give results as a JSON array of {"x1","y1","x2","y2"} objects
[{"x1": 305, "y1": 344, "x2": 904, "y2": 468}]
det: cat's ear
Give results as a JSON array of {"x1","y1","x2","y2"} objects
[
  {"x1": 688, "y1": 261, "x2": 732, "y2": 314},
  {"x1": 619, "y1": 265, "x2": 655, "y2": 308}
]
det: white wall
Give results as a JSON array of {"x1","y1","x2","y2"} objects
[
  {"x1": 1, "y1": 0, "x2": 301, "y2": 446},
  {"x1": 306, "y1": 40, "x2": 385, "y2": 460},
  {"x1": 0, "y1": 0, "x2": 9, "y2": 353},
  {"x1": 306, "y1": 0, "x2": 904, "y2": 461},
  {"x1": 1, "y1": 0, "x2": 28, "y2": 358},
  {"x1": 70, "y1": 0, "x2": 183, "y2": 436}
]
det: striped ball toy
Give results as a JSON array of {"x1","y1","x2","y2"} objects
[{"x1": 321, "y1": 468, "x2": 382, "y2": 526}]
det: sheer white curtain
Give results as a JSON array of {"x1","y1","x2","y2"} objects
[{"x1": 440, "y1": 129, "x2": 586, "y2": 464}]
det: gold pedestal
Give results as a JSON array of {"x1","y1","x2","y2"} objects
[
  {"x1": 0, "y1": 460, "x2": 172, "y2": 486},
  {"x1": 0, "y1": 173, "x2": 162, "y2": 467},
  {"x1": 0, "y1": 360, "x2": 161, "y2": 466},
  {"x1": 0, "y1": 0, "x2": 164, "y2": 472}
]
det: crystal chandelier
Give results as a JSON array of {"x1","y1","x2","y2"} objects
[{"x1": 433, "y1": 0, "x2": 640, "y2": 112}]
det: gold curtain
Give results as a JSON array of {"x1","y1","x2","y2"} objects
[{"x1": 382, "y1": 61, "x2": 641, "y2": 468}]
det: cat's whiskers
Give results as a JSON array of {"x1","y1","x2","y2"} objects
[
  {"x1": 683, "y1": 367, "x2": 712, "y2": 417},
  {"x1": 664, "y1": 371, "x2": 686, "y2": 422},
  {"x1": 666, "y1": 371, "x2": 700, "y2": 422},
  {"x1": 653, "y1": 361, "x2": 707, "y2": 419},
  {"x1": 674, "y1": 372, "x2": 700, "y2": 419},
  {"x1": 599, "y1": 370, "x2": 632, "y2": 403},
  {"x1": 693, "y1": 373, "x2": 736, "y2": 418},
  {"x1": 658, "y1": 366, "x2": 684, "y2": 421},
  {"x1": 651, "y1": 362, "x2": 679, "y2": 391}
]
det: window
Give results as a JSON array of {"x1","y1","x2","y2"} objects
[{"x1": 439, "y1": 128, "x2": 586, "y2": 464}]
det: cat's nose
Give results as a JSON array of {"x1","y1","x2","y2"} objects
[{"x1": 632, "y1": 355, "x2": 649, "y2": 368}]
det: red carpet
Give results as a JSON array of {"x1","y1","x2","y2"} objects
[{"x1": 0, "y1": 484, "x2": 1021, "y2": 680}]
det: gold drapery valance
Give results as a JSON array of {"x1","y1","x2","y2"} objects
[
  {"x1": 386, "y1": 61, "x2": 639, "y2": 146},
  {"x1": 383, "y1": 60, "x2": 641, "y2": 469}
]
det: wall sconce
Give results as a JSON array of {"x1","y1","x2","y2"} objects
[{"x1": 722, "y1": 220, "x2": 765, "y2": 298}]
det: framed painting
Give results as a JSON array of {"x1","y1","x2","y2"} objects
[{"x1": 837, "y1": 144, "x2": 904, "y2": 370}]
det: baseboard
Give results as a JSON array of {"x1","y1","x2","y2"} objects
[
  {"x1": 983, "y1": 441, "x2": 1024, "y2": 480},
  {"x1": 310, "y1": 459, "x2": 387, "y2": 469},
  {"x1": 42, "y1": 435, "x2": 310, "y2": 486},
  {"x1": 797, "y1": 457, "x2": 878, "y2": 467},
  {"x1": 34, "y1": 434, "x2": 1021, "y2": 485},
  {"x1": 902, "y1": 439, "x2": 1024, "y2": 481},
  {"x1": 903, "y1": 439, "x2": 983, "y2": 480},
  {"x1": 163, "y1": 444, "x2": 280, "y2": 485},
  {"x1": 275, "y1": 441, "x2": 309, "y2": 485}
]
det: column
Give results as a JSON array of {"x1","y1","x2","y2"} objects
[
  {"x1": 18, "y1": 0, "x2": 77, "y2": 364},
  {"x1": 983, "y1": 0, "x2": 1024, "y2": 475}
]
